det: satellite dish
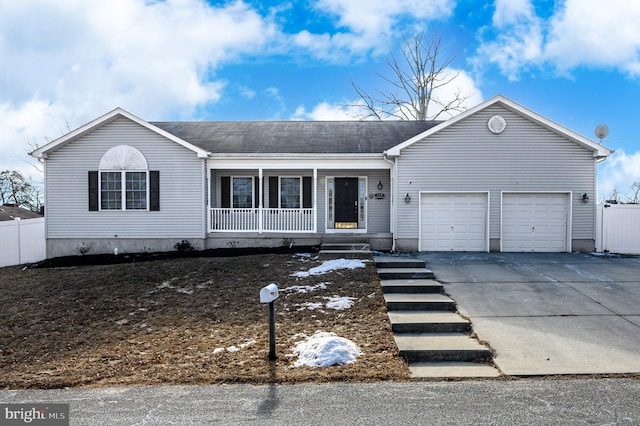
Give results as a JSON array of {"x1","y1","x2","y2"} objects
[{"x1": 594, "y1": 124, "x2": 609, "y2": 143}]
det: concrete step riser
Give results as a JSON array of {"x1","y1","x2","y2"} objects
[
  {"x1": 378, "y1": 271, "x2": 435, "y2": 280},
  {"x1": 386, "y1": 301, "x2": 455, "y2": 311},
  {"x1": 381, "y1": 284, "x2": 443, "y2": 294},
  {"x1": 399, "y1": 349, "x2": 492, "y2": 363},
  {"x1": 374, "y1": 260, "x2": 426, "y2": 269},
  {"x1": 392, "y1": 323, "x2": 471, "y2": 333}
]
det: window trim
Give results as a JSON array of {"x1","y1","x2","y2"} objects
[
  {"x1": 278, "y1": 176, "x2": 302, "y2": 209},
  {"x1": 98, "y1": 170, "x2": 150, "y2": 211},
  {"x1": 231, "y1": 176, "x2": 255, "y2": 209}
]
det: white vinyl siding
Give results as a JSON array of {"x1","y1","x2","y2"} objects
[
  {"x1": 44, "y1": 117, "x2": 204, "y2": 239},
  {"x1": 420, "y1": 193, "x2": 488, "y2": 251},
  {"x1": 395, "y1": 104, "x2": 596, "y2": 249}
]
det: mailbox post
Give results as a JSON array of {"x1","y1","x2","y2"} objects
[{"x1": 260, "y1": 284, "x2": 279, "y2": 360}]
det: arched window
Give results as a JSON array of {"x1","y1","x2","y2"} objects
[{"x1": 88, "y1": 145, "x2": 159, "y2": 211}]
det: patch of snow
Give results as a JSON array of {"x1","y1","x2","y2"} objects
[
  {"x1": 324, "y1": 296, "x2": 356, "y2": 310},
  {"x1": 296, "y1": 302, "x2": 324, "y2": 311},
  {"x1": 294, "y1": 253, "x2": 316, "y2": 262},
  {"x1": 291, "y1": 258, "x2": 367, "y2": 277},
  {"x1": 115, "y1": 319, "x2": 129, "y2": 326},
  {"x1": 226, "y1": 346, "x2": 240, "y2": 352},
  {"x1": 239, "y1": 339, "x2": 256, "y2": 349},
  {"x1": 282, "y1": 282, "x2": 330, "y2": 293},
  {"x1": 292, "y1": 331, "x2": 362, "y2": 367},
  {"x1": 157, "y1": 281, "x2": 176, "y2": 289},
  {"x1": 197, "y1": 280, "x2": 214, "y2": 289},
  {"x1": 213, "y1": 348, "x2": 225, "y2": 355}
]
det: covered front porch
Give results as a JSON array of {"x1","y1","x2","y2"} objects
[
  {"x1": 209, "y1": 207, "x2": 315, "y2": 232},
  {"x1": 207, "y1": 163, "x2": 391, "y2": 236}
]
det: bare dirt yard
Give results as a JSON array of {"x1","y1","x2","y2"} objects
[{"x1": 0, "y1": 250, "x2": 410, "y2": 389}]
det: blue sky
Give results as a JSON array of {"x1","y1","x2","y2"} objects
[{"x1": 1, "y1": 0, "x2": 639, "y2": 200}]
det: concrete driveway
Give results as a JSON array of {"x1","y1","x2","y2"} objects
[{"x1": 415, "y1": 252, "x2": 640, "y2": 376}]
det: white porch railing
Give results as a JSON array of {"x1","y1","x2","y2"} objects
[{"x1": 209, "y1": 208, "x2": 315, "y2": 232}]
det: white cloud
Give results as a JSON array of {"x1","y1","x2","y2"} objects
[
  {"x1": 292, "y1": 101, "x2": 364, "y2": 120},
  {"x1": 295, "y1": 0, "x2": 456, "y2": 60},
  {"x1": 476, "y1": 0, "x2": 544, "y2": 80},
  {"x1": 545, "y1": 0, "x2": 640, "y2": 75},
  {"x1": 0, "y1": 0, "x2": 277, "y2": 177},
  {"x1": 599, "y1": 149, "x2": 640, "y2": 201},
  {"x1": 294, "y1": 68, "x2": 482, "y2": 121},
  {"x1": 315, "y1": 0, "x2": 454, "y2": 36},
  {"x1": 426, "y1": 69, "x2": 484, "y2": 119},
  {"x1": 477, "y1": 0, "x2": 640, "y2": 79}
]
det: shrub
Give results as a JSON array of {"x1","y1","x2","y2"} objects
[{"x1": 174, "y1": 240, "x2": 194, "y2": 252}]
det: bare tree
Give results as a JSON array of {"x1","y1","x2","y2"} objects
[
  {"x1": 625, "y1": 182, "x2": 640, "y2": 204},
  {"x1": 350, "y1": 31, "x2": 472, "y2": 121},
  {"x1": 0, "y1": 170, "x2": 43, "y2": 212},
  {"x1": 605, "y1": 187, "x2": 621, "y2": 204}
]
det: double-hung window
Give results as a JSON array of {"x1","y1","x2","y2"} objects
[
  {"x1": 90, "y1": 145, "x2": 159, "y2": 212},
  {"x1": 279, "y1": 177, "x2": 301, "y2": 208},
  {"x1": 268, "y1": 176, "x2": 312, "y2": 209},
  {"x1": 232, "y1": 177, "x2": 254, "y2": 208},
  {"x1": 100, "y1": 171, "x2": 148, "y2": 210}
]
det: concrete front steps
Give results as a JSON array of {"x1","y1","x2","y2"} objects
[
  {"x1": 318, "y1": 243, "x2": 371, "y2": 259},
  {"x1": 374, "y1": 256, "x2": 500, "y2": 379}
]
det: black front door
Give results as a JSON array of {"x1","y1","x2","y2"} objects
[{"x1": 335, "y1": 178, "x2": 358, "y2": 226}]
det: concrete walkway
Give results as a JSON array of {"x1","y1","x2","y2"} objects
[{"x1": 414, "y1": 252, "x2": 640, "y2": 376}]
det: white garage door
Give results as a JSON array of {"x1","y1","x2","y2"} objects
[
  {"x1": 502, "y1": 193, "x2": 569, "y2": 252},
  {"x1": 420, "y1": 193, "x2": 488, "y2": 251}
]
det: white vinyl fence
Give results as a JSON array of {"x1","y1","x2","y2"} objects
[
  {"x1": 596, "y1": 203, "x2": 640, "y2": 254},
  {"x1": 0, "y1": 217, "x2": 46, "y2": 267}
]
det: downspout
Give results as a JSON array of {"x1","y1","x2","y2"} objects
[{"x1": 383, "y1": 151, "x2": 397, "y2": 252}]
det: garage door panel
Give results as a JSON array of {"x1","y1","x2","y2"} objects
[
  {"x1": 420, "y1": 193, "x2": 487, "y2": 252},
  {"x1": 502, "y1": 193, "x2": 569, "y2": 252}
]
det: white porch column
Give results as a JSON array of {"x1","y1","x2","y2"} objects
[
  {"x1": 313, "y1": 168, "x2": 318, "y2": 233},
  {"x1": 259, "y1": 168, "x2": 263, "y2": 233}
]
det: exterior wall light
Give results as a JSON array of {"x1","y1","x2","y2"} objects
[
  {"x1": 377, "y1": 181, "x2": 383, "y2": 190},
  {"x1": 404, "y1": 193, "x2": 411, "y2": 203},
  {"x1": 582, "y1": 193, "x2": 589, "y2": 203}
]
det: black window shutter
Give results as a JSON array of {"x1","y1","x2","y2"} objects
[
  {"x1": 221, "y1": 176, "x2": 230, "y2": 208},
  {"x1": 254, "y1": 177, "x2": 260, "y2": 208},
  {"x1": 303, "y1": 176, "x2": 312, "y2": 208},
  {"x1": 88, "y1": 171, "x2": 98, "y2": 211},
  {"x1": 149, "y1": 171, "x2": 160, "y2": 211},
  {"x1": 269, "y1": 177, "x2": 278, "y2": 208}
]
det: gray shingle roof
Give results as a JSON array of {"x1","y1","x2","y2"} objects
[
  {"x1": 0, "y1": 205, "x2": 42, "y2": 221},
  {"x1": 150, "y1": 121, "x2": 440, "y2": 154}
]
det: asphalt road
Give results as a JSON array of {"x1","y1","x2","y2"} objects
[{"x1": 2, "y1": 379, "x2": 639, "y2": 425}]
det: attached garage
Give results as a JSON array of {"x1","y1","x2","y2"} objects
[
  {"x1": 501, "y1": 192, "x2": 570, "y2": 252},
  {"x1": 420, "y1": 192, "x2": 489, "y2": 252}
]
